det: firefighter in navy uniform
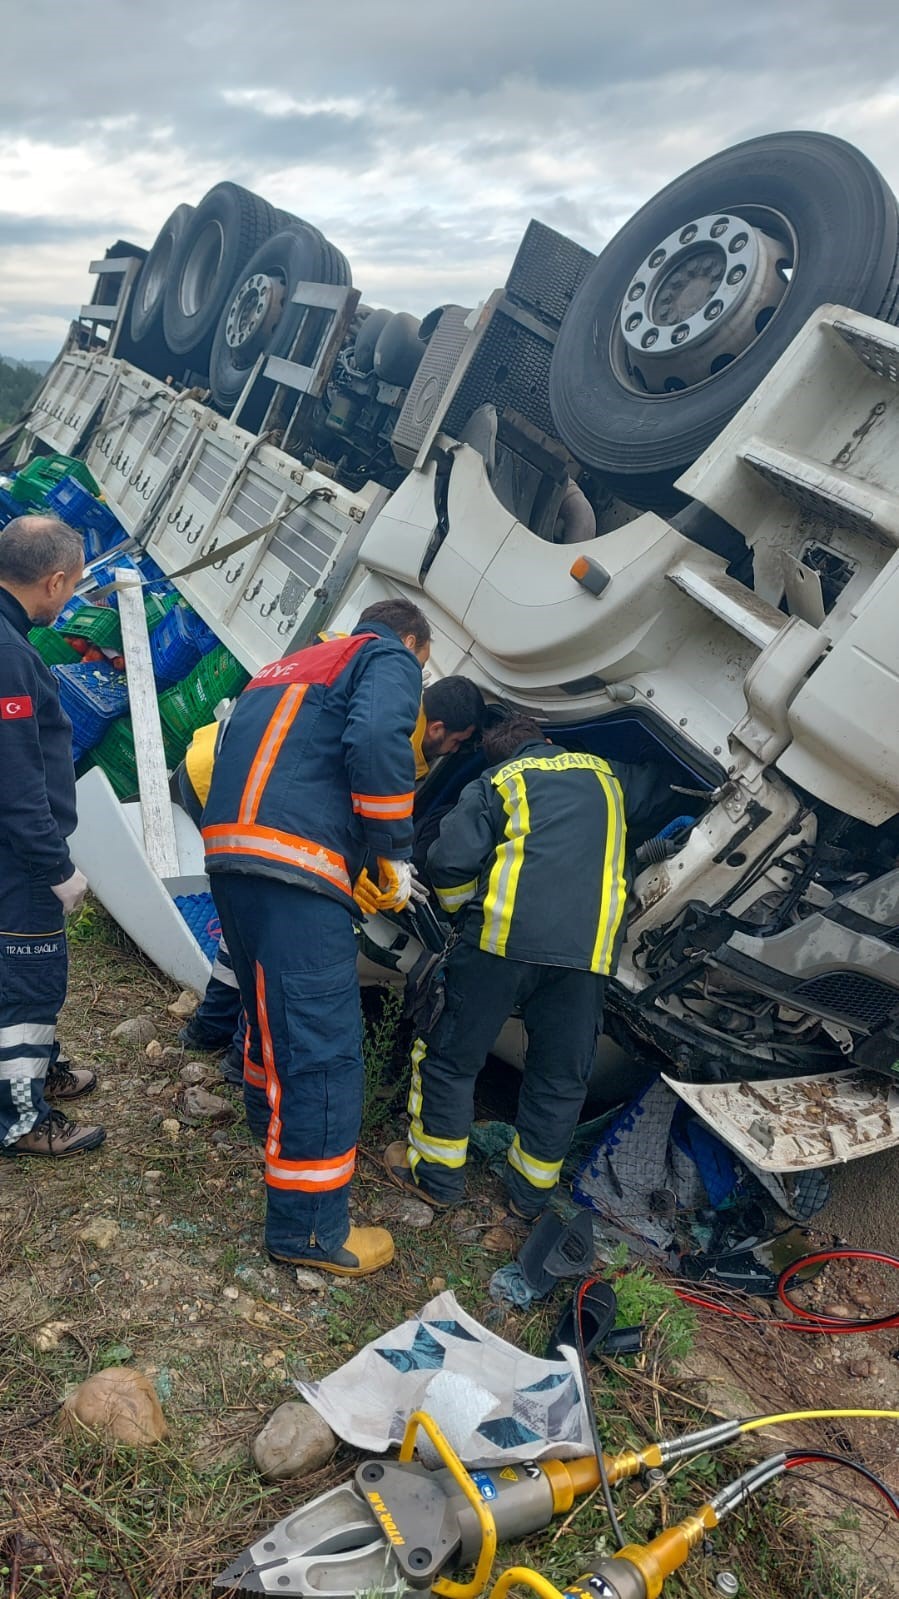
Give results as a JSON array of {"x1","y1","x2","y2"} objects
[
  {"x1": 203, "y1": 598, "x2": 432, "y2": 1277},
  {"x1": 385, "y1": 714, "x2": 665, "y2": 1218},
  {"x1": 0, "y1": 518, "x2": 105, "y2": 1158}
]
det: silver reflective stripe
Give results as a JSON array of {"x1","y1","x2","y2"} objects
[
  {"x1": 211, "y1": 957, "x2": 240, "y2": 989},
  {"x1": 0, "y1": 1023, "x2": 55, "y2": 1080},
  {"x1": 0, "y1": 1023, "x2": 56, "y2": 1047}
]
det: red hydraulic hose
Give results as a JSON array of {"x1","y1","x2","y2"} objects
[{"x1": 674, "y1": 1247, "x2": 899, "y2": 1335}]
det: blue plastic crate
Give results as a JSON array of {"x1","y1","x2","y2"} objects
[
  {"x1": 0, "y1": 485, "x2": 21, "y2": 527},
  {"x1": 46, "y1": 474, "x2": 123, "y2": 541},
  {"x1": 174, "y1": 892, "x2": 221, "y2": 962},
  {"x1": 53, "y1": 660, "x2": 129, "y2": 753},
  {"x1": 55, "y1": 595, "x2": 88, "y2": 630},
  {"x1": 185, "y1": 608, "x2": 220, "y2": 656},
  {"x1": 149, "y1": 604, "x2": 203, "y2": 688},
  {"x1": 84, "y1": 553, "x2": 141, "y2": 607}
]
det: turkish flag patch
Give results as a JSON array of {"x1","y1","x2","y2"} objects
[{"x1": 0, "y1": 696, "x2": 33, "y2": 720}]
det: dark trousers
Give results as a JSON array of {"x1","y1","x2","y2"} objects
[
  {"x1": 408, "y1": 940, "x2": 604, "y2": 1214},
  {"x1": 193, "y1": 942, "x2": 244, "y2": 1049},
  {"x1": 0, "y1": 848, "x2": 68, "y2": 1147},
  {"x1": 210, "y1": 873, "x2": 363, "y2": 1257}
]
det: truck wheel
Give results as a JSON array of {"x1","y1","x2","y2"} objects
[
  {"x1": 549, "y1": 132, "x2": 899, "y2": 509},
  {"x1": 162, "y1": 183, "x2": 279, "y2": 367},
  {"x1": 129, "y1": 203, "x2": 194, "y2": 347},
  {"x1": 208, "y1": 225, "x2": 337, "y2": 411}
]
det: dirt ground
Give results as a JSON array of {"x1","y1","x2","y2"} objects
[{"x1": 1, "y1": 909, "x2": 897, "y2": 1599}]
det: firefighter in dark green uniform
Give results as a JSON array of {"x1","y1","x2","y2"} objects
[{"x1": 384, "y1": 713, "x2": 663, "y2": 1218}]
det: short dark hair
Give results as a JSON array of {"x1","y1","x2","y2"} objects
[
  {"x1": 359, "y1": 598, "x2": 431, "y2": 648},
  {"x1": 481, "y1": 714, "x2": 545, "y2": 764},
  {"x1": 0, "y1": 516, "x2": 84, "y2": 586},
  {"x1": 423, "y1": 676, "x2": 486, "y2": 734}
]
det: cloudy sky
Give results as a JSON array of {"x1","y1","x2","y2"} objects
[{"x1": 2, "y1": 0, "x2": 899, "y2": 360}]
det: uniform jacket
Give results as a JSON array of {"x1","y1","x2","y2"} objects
[
  {"x1": 203, "y1": 621, "x2": 421, "y2": 908},
  {"x1": 427, "y1": 738, "x2": 663, "y2": 975},
  {"x1": 0, "y1": 586, "x2": 76, "y2": 884}
]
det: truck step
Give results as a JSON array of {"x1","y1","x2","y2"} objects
[{"x1": 740, "y1": 440, "x2": 899, "y2": 544}]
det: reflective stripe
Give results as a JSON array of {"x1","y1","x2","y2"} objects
[
  {"x1": 506, "y1": 1133, "x2": 563, "y2": 1190},
  {"x1": 480, "y1": 771, "x2": 529, "y2": 957},
  {"x1": 239, "y1": 683, "x2": 307, "y2": 824},
  {"x1": 434, "y1": 879, "x2": 478, "y2": 913},
  {"x1": 255, "y1": 963, "x2": 282, "y2": 1158},
  {"x1": 204, "y1": 823, "x2": 352, "y2": 896},
  {"x1": 407, "y1": 1037, "x2": 426, "y2": 1121},
  {"x1": 265, "y1": 1148, "x2": 356, "y2": 1192},
  {"x1": 591, "y1": 770, "x2": 627, "y2": 975},
  {"x1": 351, "y1": 790, "x2": 415, "y2": 820},
  {"x1": 408, "y1": 1126, "x2": 468, "y2": 1170},
  {"x1": 406, "y1": 1036, "x2": 468, "y2": 1173},
  {"x1": 211, "y1": 955, "x2": 240, "y2": 989},
  {"x1": 0, "y1": 1023, "x2": 55, "y2": 1080}
]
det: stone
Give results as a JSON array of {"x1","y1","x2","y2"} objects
[
  {"x1": 252, "y1": 1401, "x2": 337, "y2": 1481},
  {"x1": 183, "y1": 1086, "x2": 232, "y2": 1122},
  {"x1": 61, "y1": 1367, "x2": 168, "y2": 1446},
  {"x1": 111, "y1": 1016, "x2": 158, "y2": 1047},
  {"x1": 161, "y1": 1045, "x2": 182, "y2": 1061},
  {"x1": 391, "y1": 1195, "x2": 435, "y2": 1228},
  {"x1": 222, "y1": 1285, "x2": 239, "y2": 1300},
  {"x1": 429, "y1": 1276, "x2": 447, "y2": 1294},
  {"x1": 145, "y1": 1040, "x2": 163, "y2": 1061},
  {"x1": 261, "y1": 1347, "x2": 286, "y2": 1369},
  {"x1": 146, "y1": 1080, "x2": 169, "y2": 1097},
  {"x1": 179, "y1": 1061, "x2": 207, "y2": 1085},
  {"x1": 161, "y1": 1118, "x2": 181, "y2": 1142},
  {"x1": 846, "y1": 1355, "x2": 875, "y2": 1379},
  {"x1": 78, "y1": 1216, "x2": 120, "y2": 1251},
  {"x1": 33, "y1": 1320, "x2": 70, "y2": 1352},
  {"x1": 167, "y1": 990, "x2": 200, "y2": 1020},
  {"x1": 293, "y1": 1268, "x2": 328, "y2": 1292}
]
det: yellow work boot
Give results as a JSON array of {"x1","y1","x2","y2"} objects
[
  {"x1": 270, "y1": 1225, "x2": 395, "y2": 1278},
  {"x1": 383, "y1": 1139, "x2": 455, "y2": 1209}
]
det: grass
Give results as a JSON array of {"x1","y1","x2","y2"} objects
[{"x1": 0, "y1": 906, "x2": 894, "y2": 1598}]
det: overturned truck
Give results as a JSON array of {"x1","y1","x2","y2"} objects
[{"x1": 12, "y1": 129, "x2": 899, "y2": 1184}]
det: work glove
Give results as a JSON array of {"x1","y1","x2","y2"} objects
[
  {"x1": 353, "y1": 858, "x2": 414, "y2": 916},
  {"x1": 408, "y1": 863, "x2": 430, "y2": 905},
  {"x1": 51, "y1": 867, "x2": 88, "y2": 917}
]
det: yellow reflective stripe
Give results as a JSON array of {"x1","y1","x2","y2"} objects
[
  {"x1": 480, "y1": 771, "x2": 529, "y2": 957},
  {"x1": 507, "y1": 1134, "x2": 562, "y2": 1189},
  {"x1": 408, "y1": 1126, "x2": 469, "y2": 1168},
  {"x1": 407, "y1": 1038, "x2": 426, "y2": 1120},
  {"x1": 434, "y1": 878, "x2": 478, "y2": 912},
  {"x1": 491, "y1": 752, "x2": 613, "y2": 784},
  {"x1": 591, "y1": 770, "x2": 627, "y2": 974}
]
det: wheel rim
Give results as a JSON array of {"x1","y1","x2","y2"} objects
[
  {"x1": 179, "y1": 220, "x2": 225, "y2": 319},
  {"x1": 223, "y1": 270, "x2": 287, "y2": 354},
  {"x1": 141, "y1": 230, "x2": 174, "y2": 314},
  {"x1": 613, "y1": 207, "x2": 795, "y2": 396}
]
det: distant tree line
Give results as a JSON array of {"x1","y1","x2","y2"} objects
[{"x1": 0, "y1": 357, "x2": 43, "y2": 425}]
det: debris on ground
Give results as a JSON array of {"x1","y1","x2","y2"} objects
[
  {"x1": 252, "y1": 1401, "x2": 337, "y2": 1481},
  {"x1": 78, "y1": 1215, "x2": 120, "y2": 1251},
  {"x1": 182, "y1": 1085, "x2": 233, "y2": 1122},
  {"x1": 61, "y1": 1366, "x2": 168, "y2": 1446},
  {"x1": 111, "y1": 1014, "x2": 158, "y2": 1047},
  {"x1": 167, "y1": 989, "x2": 200, "y2": 1020}
]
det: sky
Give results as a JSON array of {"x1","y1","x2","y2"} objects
[{"x1": 2, "y1": 0, "x2": 899, "y2": 360}]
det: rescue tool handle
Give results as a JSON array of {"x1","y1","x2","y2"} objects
[{"x1": 398, "y1": 1410, "x2": 498, "y2": 1599}]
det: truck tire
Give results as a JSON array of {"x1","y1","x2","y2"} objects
[
  {"x1": 129, "y1": 203, "x2": 194, "y2": 347},
  {"x1": 208, "y1": 225, "x2": 340, "y2": 412},
  {"x1": 549, "y1": 132, "x2": 899, "y2": 510},
  {"x1": 162, "y1": 183, "x2": 279, "y2": 367}
]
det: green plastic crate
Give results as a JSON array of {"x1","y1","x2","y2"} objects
[
  {"x1": 60, "y1": 605, "x2": 123, "y2": 650},
  {"x1": 28, "y1": 625, "x2": 80, "y2": 665},
  {"x1": 11, "y1": 453, "x2": 100, "y2": 508}
]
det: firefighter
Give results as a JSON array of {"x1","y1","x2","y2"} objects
[
  {"x1": 203, "y1": 597, "x2": 431, "y2": 1277},
  {"x1": 0, "y1": 517, "x2": 105, "y2": 1158},
  {"x1": 384, "y1": 714, "x2": 663, "y2": 1217},
  {"x1": 178, "y1": 674, "x2": 487, "y2": 1079}
]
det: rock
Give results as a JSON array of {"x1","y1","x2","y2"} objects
[
  {"x1": 146, "y1": 1080, "x2": 170, "y2": 1097},
  {"x1": 383, "y1": 1193, "x2": 435, "y2": 1228},
  {"x1": 222, "y1": 1285, "x2": 239, "y2": 1300},
  {"x1": 78, "y1": 1216, "x2": 120, "y2": 1251},
  {"x1": 261, "y1": 1347, "x2": 287, "y2": 1369},
  {"x1": 112, "y1": 1016, "x2": 158, "y2": 1048},
  {"x1": 161, "y1": 1118, "x2": 181, "y2": 1142},
  {"x1": 846, "y1": 1356, "x2": 875, "y2": 1379},
  {"x1": 293, "y1": 1268, "x2": 328, "y2": 1292},
  {"x1": 161, "y1": 1045, "x2": 182, "y2": 1061},
  {"x1": 167, "y1": 990, "x2": 200, "y2": 1020},
  {"x1": 183, "y1": 1086, "x2": 232, "y2": 1122},
  {"x1": 145, "y1": 1040, "x2": 163, "y2": 1061},
  {"x1": 179, "y1": 1061, "x2": 207, "y2": 1085},
  {"x1": 429, "y1": 1276, "x2": 447, "y2": 1294},
  {"x1": 33, "y1": 1320, "x2": 70, "y2": 1352},
  {"x1": 252, "y1": 1402, "x2": 337, "y2": 1482},
  {"x1": 61, "y1": 1367, "x2": 168, "y2": 1446},
  {"x1": 211, "y1": 1129, "x2": 231, "y2": 1146},
  {"x1": 142, "y1": 1169, "x2": 163, "y2": 1185}
]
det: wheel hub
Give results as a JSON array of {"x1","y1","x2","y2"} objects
[
  {"x1": 619, "y1": 213, "x2": 788, "y2": 392},
  {"x1": 224, "y1": 272, "x2": 286, "y2": 351}
]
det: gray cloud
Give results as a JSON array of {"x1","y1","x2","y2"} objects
[{"x1": 3, "y1": 1, "x2": 899, "y2": 355}]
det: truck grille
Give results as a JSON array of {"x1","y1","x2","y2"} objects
[{"x1": 795, "y1": 972, "x2": 898, "y2": 1030}]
